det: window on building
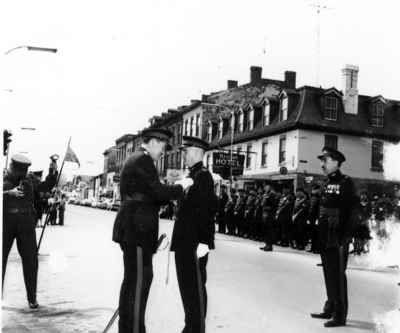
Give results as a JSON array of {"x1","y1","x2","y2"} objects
[
  {"x1": 190, "y1": 117, "x2": 194, "y2": 136},
  {"x1": 371, "y1": 103, "x2": 384, "y2": 127},
  {"x1": 371, "y1": 140, "x2": 383, "y2": 171},
  {"x1": 218, "y1": 118, "x2": 223, "y2": 139},
  {"x1": 261, "y1": 141, "x2": 268, "y2": 166},
  {"x1": 207, "y1": 122, "x2": 213, "y2": 142},
  {"x1": 248, "y1": 107, "x2": 254, "y2": 130},
  {"x1": 230, "y1": 113, "x2": 235, "y2": 132},
  {"x1": 236, "y1": 146, "x2": 241, "y2": 154},
  {"x1": 196, "y1": 114, "x2": 200, "y2": 137},
  {"x1": 184, "y1": 120, "x2": 188, "y2": 136},
  {"x1": 178, "y1": 124, "x2": 182, "y2": 143},
  {"x1": 279, "y1": 96, "x2": 288, "y2": 122},
  {"x1": 263, "y1": 103, "x2": 270, "y2": 126},
  {"x1": 324, "y1": 96, "x2": 338, "y2": 120},
  {"x1": 206, "y1": 154, "x2": 210, "y2": 169},
  {"x1": 246, "y1": 144, "x2": 252, "y2": 168},
  {"x1": 177, "y1": 151, "x2": 181, "y2": 168},
  {"x1": 324, "y1": 134, "x2": 338, "y2": 150},
  {"x1": 239, "y1": 110, "x2": 244, "y2": 132},
  {"x1": 279, "y1": 136, "x2": 286, "y2": 163}
]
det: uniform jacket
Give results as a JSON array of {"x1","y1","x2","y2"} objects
[
  {"x1": 275, "y1": 194, "x2": 294, "y2": 222},
  {"x1": 3, "y1": 171, "x2": 57, "y2": 216},
  {"x1": 319, "y1": 170, "x2": 358, "y2": 248},
  {"x1": 308, "y1": 194, "x2": 320, "y2": 222},
  {"x1": 112, "y1": 148, "x2": 183, "y2": 253},
  {"x1": 292, "y1": 198, "x2": 309, "y2": 224},
  {"x1": 171, "y1": 162, "x2": 217, "y2": 251}
]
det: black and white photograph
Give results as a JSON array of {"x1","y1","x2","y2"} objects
[{"x1": 1, "y1": 0, "x2": 400, "y2": 332}]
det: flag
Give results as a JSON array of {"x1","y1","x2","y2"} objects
[{"x1": 64, "y1": 146, "x2": 80, "y2": 167}]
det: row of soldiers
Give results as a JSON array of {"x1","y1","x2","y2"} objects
[{"x1": 216, "y1": 182, "x2": 400, "y2": 253}]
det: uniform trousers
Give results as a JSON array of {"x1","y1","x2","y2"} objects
[
  {"x1": 320, "y1": 244, "x2": 349, "y2": 321},
  {"x1": 262, "y1": 215, "x2": 275, "y2": 247},
  {"x1": 175, "y1": 249, "x2": 208, "y2": 333},
  {"x1": 118, "y1": 243, "x2": 153, "y2": 333},
  {"x1": 2, "y1": 212, "x2": 38, "y2": 303}
]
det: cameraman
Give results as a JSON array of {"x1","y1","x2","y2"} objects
[{"x1": 2, "y1": 154, "x2": 58, "y2": 309}]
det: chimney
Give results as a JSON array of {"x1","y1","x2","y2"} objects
[
  {"x1": 250, "y1": 66, "x2": 262, "y2": 84},
  {"x1": 201, "y1": 94, "x2": 209, "y2": 102},
  {"x1": 284, "y1": 71, "x2": 296, "y2": 89},
  {"x1": 342, "y1": 64, "x2": 359, "y2": 114},
  {"x1": 227, "y1": 80, "x2": 238, "y2": 89}
]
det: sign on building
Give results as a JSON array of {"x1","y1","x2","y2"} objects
[{"x1": 212, "y1": 152, "x2": 245, "y2": 179}]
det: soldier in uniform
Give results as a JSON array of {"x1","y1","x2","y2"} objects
[
  {"x1": 112, "y1": 128, "x2": 186, "y2": 333},
  {"x1": 253, "y1": 188, "x2": 264, "y2": 241},
  {"x1": 225, "y1": 190, "x2": 237, "y2": 235},
  {"x1": 311, "y1": 147, "x2": 358, "y2": 327},
  {"x1": 234, "y1": 189, "x2": 246, "y2": 237},
  {"x1": 275, "y1": 186, "x2": 294, "y2": 247},
  {"x1": 292, "y1": 188, "x2": 309, "y2": 250},
  {"x1": 260, "y1": 183, "x2": 277, "y2": 252},
  {"x1": 3, "y1": 154, "x2": 57, "y2": 308},
  {"x1": 244, "y1": 189, "x2": 256, "y2": 239},
  {"x1": 307, "y1": 184, "x2": 321, "y2": 253},
  {"x1": 171, "y1": 136, "x2": 217, "y2": 333},
  {"x1": 217, "y1": 185, "x2": 229, "y2": 234}
]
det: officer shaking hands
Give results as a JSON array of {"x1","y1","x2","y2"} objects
[
  {"x1": 311, "y1": 146, "x2": 358, "y2": 328},
  {"x1": 171, "y1": 136, "x2": 218, "y2": 333},
  {"x1": 112, "y1": 128, "x2": 189, "y2": 333}
]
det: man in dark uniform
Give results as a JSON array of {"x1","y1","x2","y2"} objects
[
  {"x1": 308, "y1": 184, "x2": 321, "y2": 253},
  {"x1": 225, "y1": 190, "x2": 237, "y2": 235},
  {"x1": 3, "y1": 154, "x2": 57, "y2": 308},
  {"x1": 217, "y1": 185, "x2": 228, "y2": 234},
  {"x1": 234, "y1": 189, "x2": 246, "y2": 237},
  {"x1": 260, "y1": 183, "x2": 277, "y2": 252},
  {"x1": 112, "y1": 128, "x2": 185, "y2": 333},
  {"x1": 275, "y1": 186, "x2": 294, "y2": 247},
  {"x1": 29, "y1": 170, "x2": 44, "y2": 228},
  {"x1": 311, "y1": 147, "x2": 358, "y2": 327},
  {"x1": 292, "y1": 188, "x2": 309, "y2": 250},
  {"x1": 244, "y1": 189, "x2": 256, "y2": 239},
  {"x1": 171, "y1": 136, "x2": 217, "y2": 333},
  {"x1": 253, "y1": 188, "x2": 264, "y2": 241}
]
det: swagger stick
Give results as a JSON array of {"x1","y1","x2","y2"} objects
[{"x1": 37, "y1": 137, "x2": 71, "y2": 253}]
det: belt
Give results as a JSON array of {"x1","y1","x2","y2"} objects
[
  {"x1": 6, "y1": 208, "x2": 32, "y2": 214},
  {"x1": 124, "y1": 193, "x2": 153, "y2": 204}
]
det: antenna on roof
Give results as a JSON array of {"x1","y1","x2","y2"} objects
[{"x1": 309, "y1": 0, "x2": 333, "y2": 86}]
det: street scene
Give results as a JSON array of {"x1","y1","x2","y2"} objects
[
  {"x1": 2, "y1": 205, "x2": 398, "y2": 332},
  {"x1": 2, "y1": 1, "x2": 400, "y2": 332}
]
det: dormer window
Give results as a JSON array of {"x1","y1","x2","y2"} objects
[
  {"x1": 184, "y1": 119, "x2": 188, "y2": 136},
  {"x1": 230, "y1": 112, "x2": 235, "y2": 132},
  {"x1": 248, "y1": 106, "x2": 254, "y2": 130},
  {"x1": 324, "y1": 96, "x2": 338, "y2": 120},
  {"x1": 371, "y1": 102, "x2": 384, "y2": 127},
  {"x1": 263, "y1": 102, "x2": 270, "y2": 126},
  {"x1": 279, "y1": 96, "x2": 288, "y2": 122},
  {"x1": 238, "y1": 109, "x2": 244, "y2": 132}
]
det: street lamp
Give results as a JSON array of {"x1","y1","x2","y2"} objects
[{"x1": 4, "y1": 45, "x2": 57, "y2": 55}]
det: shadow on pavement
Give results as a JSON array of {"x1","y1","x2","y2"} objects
[{"x1": 346, "y1": 319, "x2": 376, "y2": 331}]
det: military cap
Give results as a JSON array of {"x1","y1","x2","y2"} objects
[
  {"x1": 140, "y1": 128, "x2": 173, "y2": 142},
  {"x1": 180, "y1": 136, "x2": 209, "y2": 150},
  {"x1": 10, "y1": 154, "x2": 31, "y2": 169},
  {"x1": 317, "y1": 146, "x2": 346, "y2": 163}
]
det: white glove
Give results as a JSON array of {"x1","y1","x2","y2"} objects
[
  {"x1": 175, "y1": 177, "x2": 193, "y2": 191},
  {"x1": 196, "y1": 243, "x2": 209, "y2": 258}
]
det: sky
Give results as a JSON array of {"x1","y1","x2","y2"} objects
[{"x1": 1, "y1": 0, "x2": 400, "y2": 178}]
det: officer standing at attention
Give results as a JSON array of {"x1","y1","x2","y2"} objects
[
  {"x1": 112, "y1": 128, "x2": 188, "y2": 333},
  {"x1": 171, "y1": 136, "x2": 218, "y2": 333},
  {"x1": 311, "y1": 146, "x2": 358, "y2": 327},
  {"x1": 3, "y1": 154, "x2": 58, "y2": 308}
]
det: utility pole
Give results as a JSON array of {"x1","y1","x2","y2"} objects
[{"x1": 309, "y1": 0, "x2": 332, "y2": 86}]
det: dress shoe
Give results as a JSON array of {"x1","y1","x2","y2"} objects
[
  {"x1": 310, "y1": 312, "x2": 332, "y2": 319},
  {"x1": 324, "y1": 319, "x2": 346, "y2": 327},
  {"x1": 28, "y1": 301, "x2": 39, "y2": 309},
  {"x1": 260, "y1": 246, "x2": 273, "y2": 252}
]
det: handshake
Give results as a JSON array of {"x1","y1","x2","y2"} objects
[{"x1": 175, "y1": 177, "x2": 193, "y2": 191}]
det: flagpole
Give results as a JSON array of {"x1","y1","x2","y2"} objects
[{"x1": 37, "y1": 137, "x2": 72, "y2": 253}]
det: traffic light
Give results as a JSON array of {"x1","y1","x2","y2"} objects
[{"x1": 3, "y1": 130, "x2": 12, "y2": 156}]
